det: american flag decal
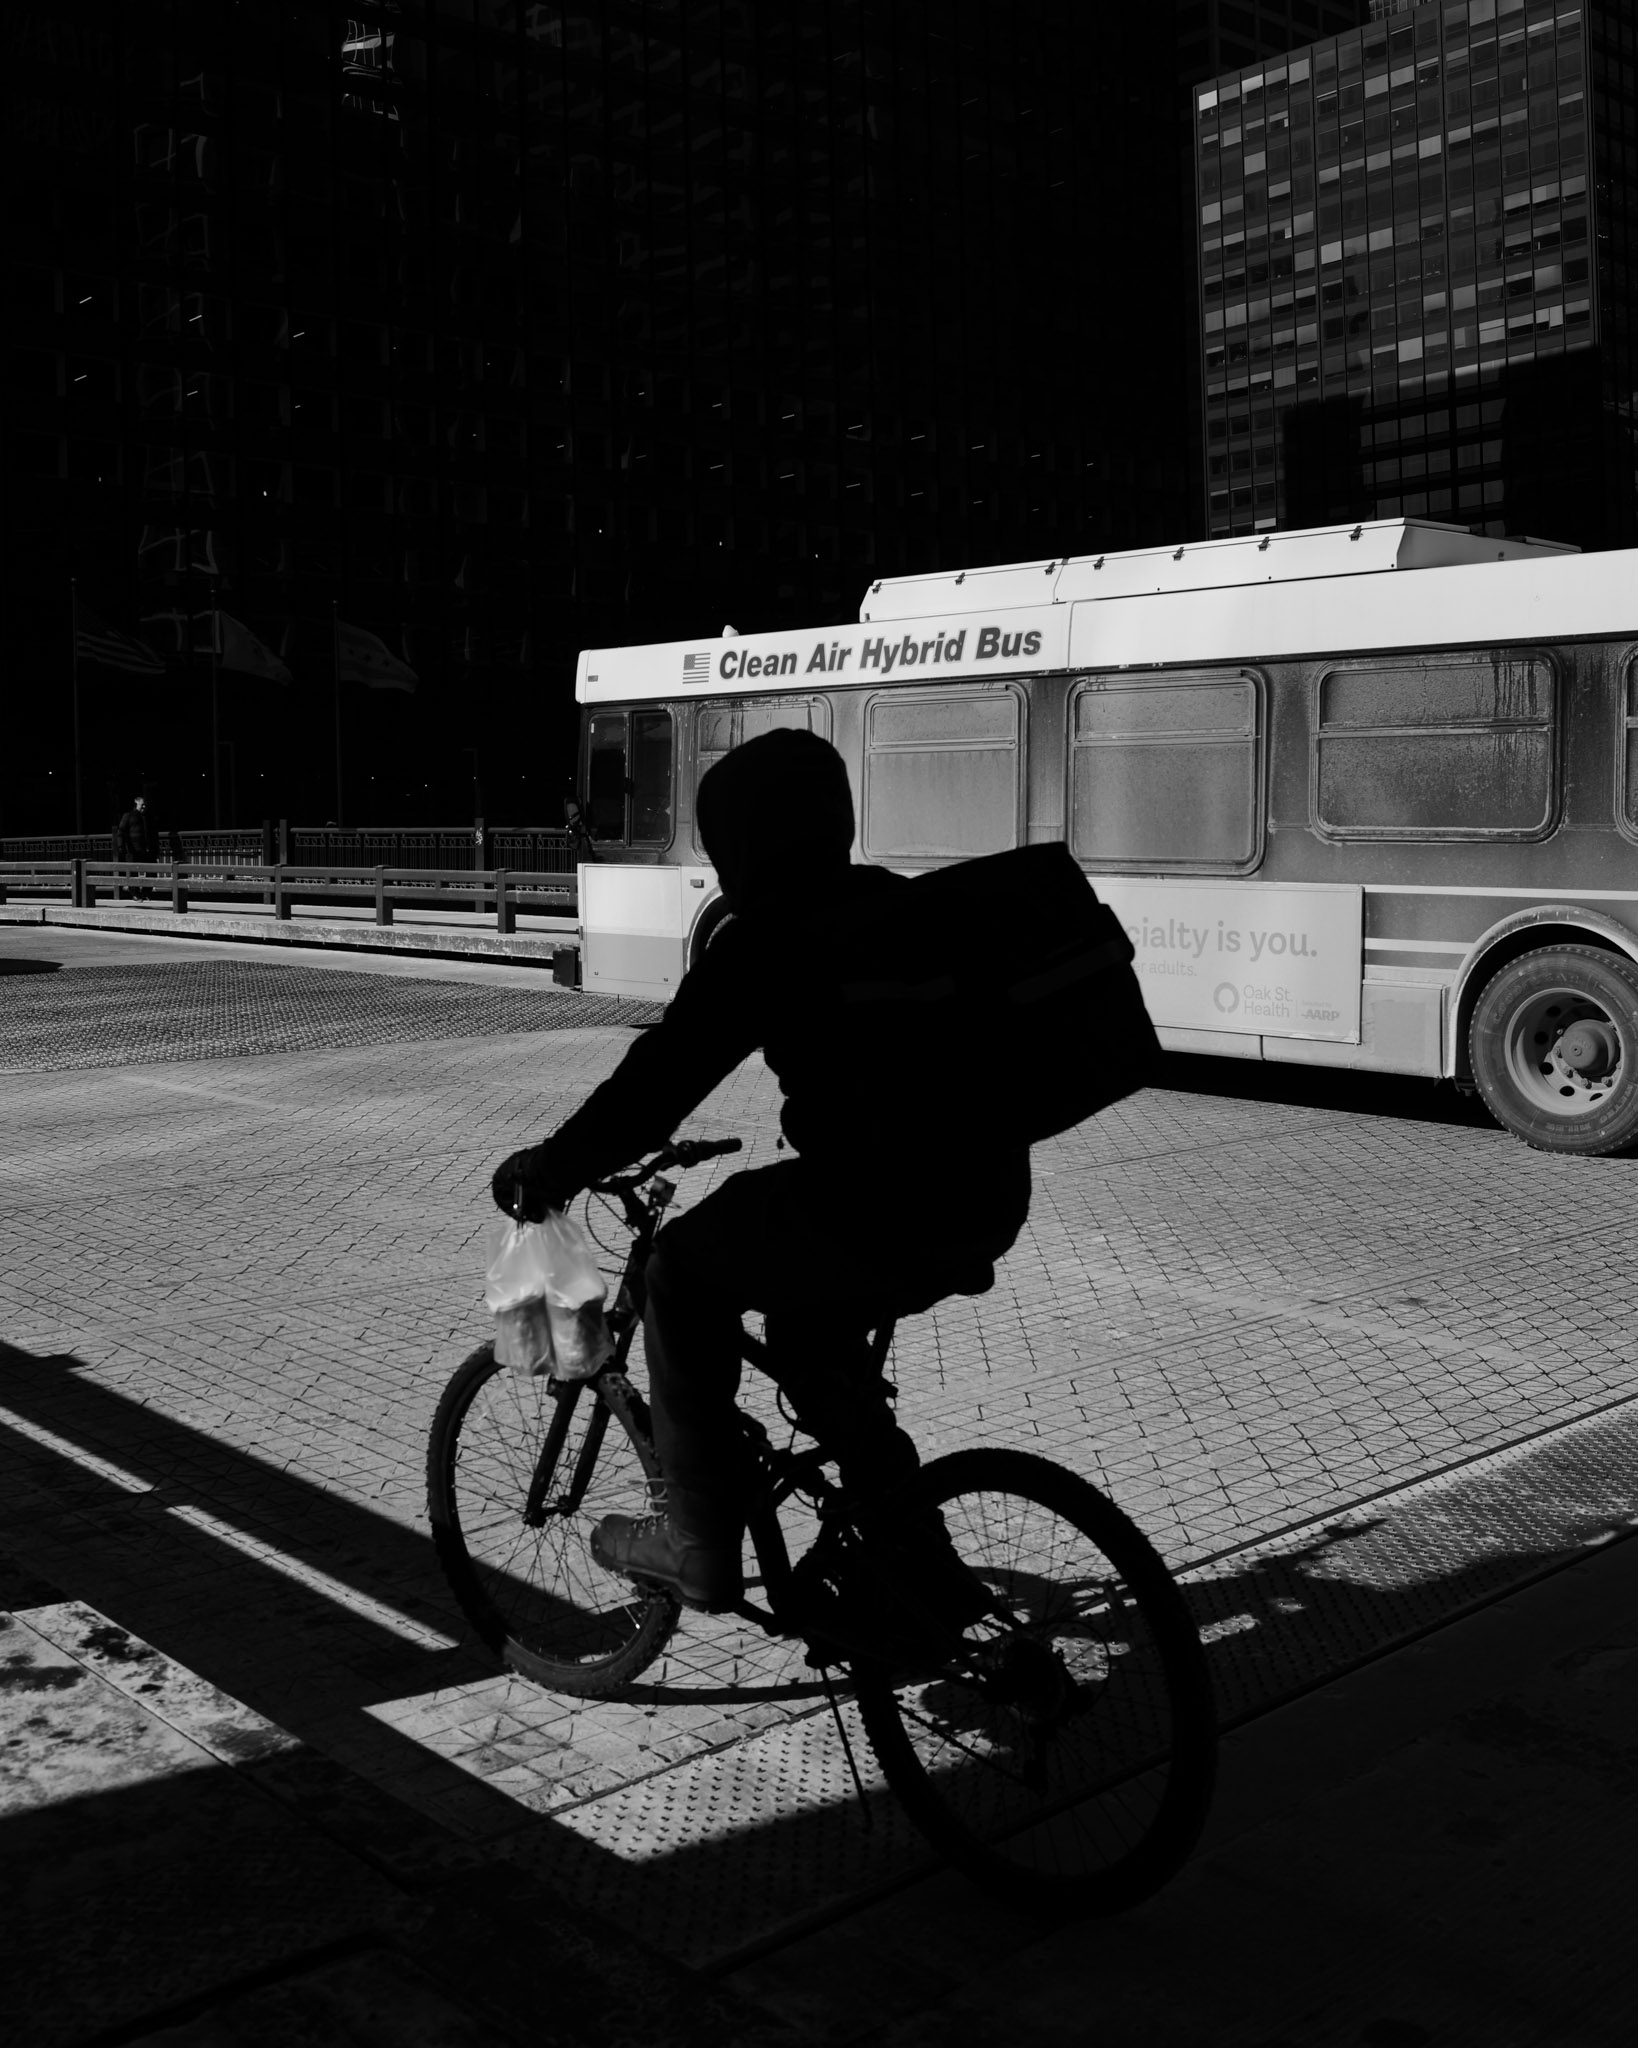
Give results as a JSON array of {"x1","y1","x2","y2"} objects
[{"x1": 681, "y1": 650, "x2": 711, "y2": 679}]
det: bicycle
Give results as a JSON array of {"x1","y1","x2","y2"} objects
[{"x1": 427, "y1": 1137, "x2": 1217, "y2": 1916}]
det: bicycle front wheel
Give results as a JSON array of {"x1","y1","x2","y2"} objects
[
  {"x1": 853, "y1": 1448, "x2": 1216, "y2": 1916},
  {"x1": 426, "y1": 1345, "x2": 679, "y2": 1696}
]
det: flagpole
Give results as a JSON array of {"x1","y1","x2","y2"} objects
[
  {"x1": 332, "y1": 602, "x2": 344, "y2": 827},
  {"x1": 211, "y1": 612, "x2": 221, "y2": 830},
  {"x1": 70, "y1": 578, "x2": 83, "y2": 836}
]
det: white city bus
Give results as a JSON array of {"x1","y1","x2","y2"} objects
[{"x1": 571, "y1": 517, "x2": 1638, "y2": 1154}]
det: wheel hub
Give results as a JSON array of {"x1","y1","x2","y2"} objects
[
  {"x1": 975, "y1": 1634, "x2": 1077, "y2": 1722},
  {"x1": 1499, "y1": 985, "x2": 1626, "y2": 1118},
  {"x1": 1556, "y1": 1018, "x2": 1618, "y2": 1079}
]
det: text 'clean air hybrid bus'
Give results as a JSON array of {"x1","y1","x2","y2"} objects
[{"x1": 569, "y1": 518, "x2": 1638, "y2": 1156}]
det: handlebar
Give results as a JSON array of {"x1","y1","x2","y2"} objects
[{"x1": 586, "y1": 1135, "x2": 741, "y2": 1200}]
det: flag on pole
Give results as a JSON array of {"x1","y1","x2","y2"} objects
[
  {"x1": 73, "y1": 598, "x2": 166, "y2": 675},
  {"x1": 211, "y1": 611, "x2": 293, "y2": 685},
  {"x1": 336, "y1": 621, "x2": 418, "y2": 693}
]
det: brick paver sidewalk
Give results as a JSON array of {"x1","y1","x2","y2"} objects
[{"x1": 4, "y1": 929, "x2": 1637, "y2": 1997}]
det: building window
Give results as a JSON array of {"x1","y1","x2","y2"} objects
[
  {"x1": 862, "y1": 688, "x2": 1022, "y2": 865},
  {"x1": 1069, "y1": 673, "x2": 1262, "y2": 874},
  {"x1": 1315, "y1": 655, "x2": 1556, "y2": 840}
]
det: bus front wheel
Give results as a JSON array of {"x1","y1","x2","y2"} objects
[
  {"x1": 687, "y1": 900, "x2": 735, "y2": 971},
  {"x1": 1469, "y1": 944, "x2": 1638, "y2": 1155}
]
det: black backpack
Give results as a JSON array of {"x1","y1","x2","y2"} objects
[{"x1": 809, "y1": 843, "x2": 1160, "y2": 1148}]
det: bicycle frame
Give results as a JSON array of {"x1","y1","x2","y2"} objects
[{"x1": 552, "y1": 1157, "x2": 902, "y2": 1648}]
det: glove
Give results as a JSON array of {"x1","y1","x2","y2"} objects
[{"x1": 490, "y1": 1145, "x2": 574, "y2": 1223}]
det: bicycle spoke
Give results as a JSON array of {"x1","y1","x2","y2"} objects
[
  {"x1": 428, "y1": 1347, "x2": 679, "y2": 1690},
  {"x1": 853, "y1": 1450, "x2": 1215, "y2": 1915}
]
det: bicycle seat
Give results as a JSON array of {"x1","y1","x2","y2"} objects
[{"x1": 881, "y1": 1253, "x2": 996, "y2": 1323}]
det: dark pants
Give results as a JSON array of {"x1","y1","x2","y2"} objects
[{"x1": 641, "y1": 1155, "x2": 1030, "y2": 1507}]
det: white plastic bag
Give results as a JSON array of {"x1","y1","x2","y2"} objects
[{"x1": 484, "y1": 1209, "x2": 614, "y2": 1381}]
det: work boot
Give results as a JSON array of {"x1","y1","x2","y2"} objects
[
  {"x1": 792, "y1": 1505, "x2": 992, "y2": 1669},
  {"x1": 864, "y1": 1505, "x2": 994, "y2": 1633},
  {"x1": 590, "y1": 1485, "x2": 744, "y2": 1612}
]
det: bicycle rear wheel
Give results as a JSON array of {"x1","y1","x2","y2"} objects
[
  {"x1": 426, "y1": 1345, "x2": 679, "y2": 1696},
  {"x1": 853, "y1": 1448, "x2": 1215, "y2": 1916}
]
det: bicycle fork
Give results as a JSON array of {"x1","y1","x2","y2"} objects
[{"x1": 521, "y1": 1376, "x2": 611, "y2": 1525}]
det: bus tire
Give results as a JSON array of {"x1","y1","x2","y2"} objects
[
  {"x1": 687, "y1": 900, "x2": 735, "y2": 970},
  {"x1": 1468, "y1": 943, "x2": 1638, "y2": 1155}
]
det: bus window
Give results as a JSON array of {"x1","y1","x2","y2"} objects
[
  {"x1": 1316, "y1": 654, "x2": 1555, "y2": 838},
  {"x1": 696, "y1": 706, "x2": 737, "y2": 788},
  {"x1": 863, "y1": 689, "x2": 1021, "y2": 863},
  {"x1": 586, "y1": 713, "x2": 629, "y2": 840},
  {"x1": 585, "y1": 709, "x2": 674, "y2": 844},
  {"x1": 691, "y1": 698, "x2": 832, "y2": 853},
  {"x1": 1070, "y1": 674, "x2": 1261, "y2": 872},
  {"x1": 1623, "y1": 658, "x2": 1638, "y2": 836},
  {"x1": 630, "y1": 710, "x2": 673, "y2": 843}
]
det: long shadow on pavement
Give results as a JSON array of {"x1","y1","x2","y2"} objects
[{"x1": 4, "y1": 1335, "x2": 1637, "y2": 1975}]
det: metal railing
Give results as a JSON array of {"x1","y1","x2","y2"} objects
[
  {"x1": 490, "y1": 829, "x2": 578, "y2": 877},
  {"x1": 2, "y1": 834, "x2": 117, "y2": 861},
  {"x1": 2, "y1": 824, "x2": 577, "y2": 877},
  {"x1": 2, "y1": 830, "x2": 264, "y2": 863},
  {"x1": 288, "y1": 828, "x2": 481, "y2": 870}
]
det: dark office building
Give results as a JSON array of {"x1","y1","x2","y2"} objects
[
  {"x1": 5, "y1": 0, "x2": 1220, "y2": 838},
  {"x1": 1194, "y1": 0, "x2": 1638, "y2": 549},
  {"x1": 1174, "y1": 5, "x2": 1372, "y2": 537},
  {"x1": 1178, "y1": 3, "x2": 1370, "y2": 82}
]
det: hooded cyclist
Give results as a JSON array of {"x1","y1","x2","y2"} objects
[{"x1": 491, "y1": 728, "x2": 1032, "y2": 1639}]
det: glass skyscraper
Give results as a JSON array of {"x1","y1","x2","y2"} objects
[
  {"x1": 1194, "y1": 0, "x2": 1637, "y2": 550},
  {"x1": 8, "y1": 0, "x2": 1205, "y2": 836}
]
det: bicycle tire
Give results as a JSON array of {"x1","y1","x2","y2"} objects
[
  {"x1": 426, "y1": 1344, "x2": 680, "y2": 1697},
  {"x1": 852, "y1": 1447, "x2": 1216, "y2": 1917}
]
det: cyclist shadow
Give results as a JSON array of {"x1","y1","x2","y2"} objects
[{"x1": 7, "y1": 1334, "x2": 1634, "y2": 1980}]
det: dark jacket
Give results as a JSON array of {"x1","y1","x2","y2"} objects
[
  {"x1": 114, "y1": 808, "x2": 152, "y2": 860},
  {"x1": 530, "y1": 864, "x2": 1031, "y2": 1239}
]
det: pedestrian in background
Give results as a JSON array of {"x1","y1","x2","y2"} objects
[{"x1": 113, "y1": 793, "x2": 153, "y2": 898}]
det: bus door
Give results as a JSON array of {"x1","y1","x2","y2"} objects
[
  {"x1": 579, "y1": 706, "x2": 712, "y2": 998},
  {"x1": 584, "y1": 708, "x2": 675, "y2": 847}
]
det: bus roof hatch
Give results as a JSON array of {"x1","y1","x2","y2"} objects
[{"x1": 859, "y1": 518, "x2": 1580, "y2": 622}]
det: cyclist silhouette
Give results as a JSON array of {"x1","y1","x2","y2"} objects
[{"x1": 492, "y1": 728, "x2": 1032, "y2": 1625}]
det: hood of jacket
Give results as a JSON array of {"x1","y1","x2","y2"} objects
[{"x1": 694, "y1": 726, "x2": 856, "y2": 916}]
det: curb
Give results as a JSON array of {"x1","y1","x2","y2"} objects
[{"x1": 3, "y1": 904, "x2": 578, "y2": 970}]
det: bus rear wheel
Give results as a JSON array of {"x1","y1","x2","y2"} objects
[{"x1": 1469, "y1": 944, "x2": 1638, "y2": 1155}]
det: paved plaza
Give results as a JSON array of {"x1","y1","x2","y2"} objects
[{"x1": 3, "y1": 922, "x2": 1636, "y2": 2044}]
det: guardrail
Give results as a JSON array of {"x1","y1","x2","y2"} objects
[
  {"x1": 0, "y1": 859, "x2": 576, "y2": 935},
  {"x1": 0, "y1": 861, "x2": 76, "y2": 901}
]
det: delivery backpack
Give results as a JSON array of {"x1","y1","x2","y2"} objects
[{"x1": 808, "y1": 842, "x2": 1160, "y2": 1147}]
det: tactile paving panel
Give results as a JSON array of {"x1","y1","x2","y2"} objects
[{"x1": 486, "y1": 1393, "x2": 1638, "y2": 1970}]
